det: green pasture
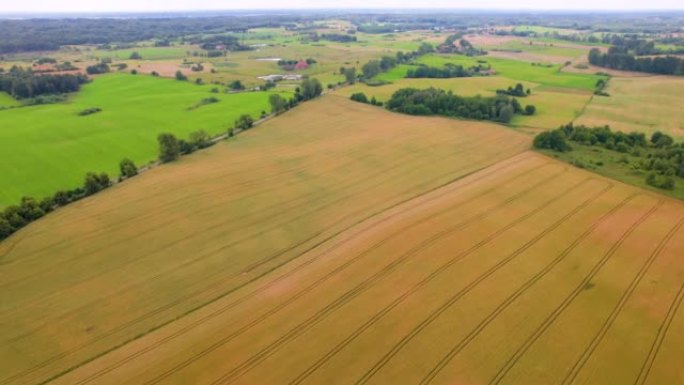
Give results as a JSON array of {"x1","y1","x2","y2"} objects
[
  {"x1": 0, "y1": 92, "x2": 20, "y2": 107},
  {"x1": 0, "y1": 74, "x2": 289, "y2": 206},
  {"x1": 415, "y1": 55, "x2": 605, "y2": 90},
  {"x1": 540, "y1": 145, "x2": 684, "y2": 200}
]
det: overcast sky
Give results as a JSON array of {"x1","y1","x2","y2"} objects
[{"x1": 1, "y1": 0, "x2": 683, "y2": 13}]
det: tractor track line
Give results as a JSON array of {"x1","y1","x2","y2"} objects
[
  {"x1": 562, "y1": 214, "x2": 684, "y2": 385},
  {"x1": 418, "y1": 193, "x2": 638, "y2": 385},
  {"x1": 347, "y1": 180, "x2": 611, "y2": 385},
  {"x1": 205, "y1": 169, "x2": 569, "y2": 385},
  {"x1": 33, "y1": 151, "x2": 535, "y2": 385},
  {"x1": 488, "y1": 198, "x2": 663, "y2": 385}
]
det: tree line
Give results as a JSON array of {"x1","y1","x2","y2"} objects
[
  {"x1": 0, "y1": 163, "x2": 137, "y2": 241},
  {"x1": 406, "y1": 63, "x2": 489, "y2": 79},
  {"x1": 0, "y1": 15, "x2": 311, "y2": 53},
  {"x1": 496, "y1": 83, "x2": 531, "y2": 97},
  {"x1": 311, "y1": 33, "x2": 357, "y2": 43},
  {"x1": 385, "y1": 87, "x2": 535, "y2": 123},
  {"x1": 588, "y1": 47, "x2": 684, "y2": 76},
  {"x1": 534, "y1": 123, "x2": 683, "y2": 190},
  {"x1": 0, "y1": 66, "x2": 88, "y2": 99}
]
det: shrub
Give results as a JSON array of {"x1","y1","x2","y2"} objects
[
  {"x1": 119, "y1": 158, "x2": 138, "y2": 178},
  {"x1": 78, "y1": 107, "x2": 102, "y2": 116},
  {"x1": 189, "y1": 129, "x2": 212, "y2": 149},
  {"x1": 235, "y1": 114, "x2": 254, "y2": 131},
  {"x1": 86, "y1": 63, "x2": 109, "y2": 75},
  {"x1": 83, "y1": 172, "x2": 110, "y2": 195},
  {"x1": 175, "y1": 70, "x2": 187, "y2": 81},
  {"x1": 228, "y1": 80, "x2": 245, "y2": 91},
  {"x1": 350, "y1": 92, "x2": 369, "y2": 103}
]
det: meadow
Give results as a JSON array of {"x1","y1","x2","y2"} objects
[
  {"x1": 0, "y1": 73, "x2": 287, "y2": 206},
  {"x1": 0, "y1": 91, "x2": 20, "y2": 107},
  {"x1": 415, "y1": 55, "x2": 605, "y2": 90},
  {"x1": 0, "y1": 96, "x2": 532, "y2": 385},
  {"x1": 575, "y1": 76, "x2": 684, "y2": 139}
]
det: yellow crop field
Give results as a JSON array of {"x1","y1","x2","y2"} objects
[
  {"x1": 45, "y1": 151, "x2": 684, "y2": 385},
  {"x1": 2, "y1": 96, "x2": 684, "y2": 385},
  {"x1": 576, "y1": 76, "x2": 684, "y2": 139},
  {"x1": 0, "y1": 96, "x2": 530, "y2": 385}
]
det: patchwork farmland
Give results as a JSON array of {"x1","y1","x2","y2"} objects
[{"x1": 2, "y1": 10, "x2": 684, "y2": 385}]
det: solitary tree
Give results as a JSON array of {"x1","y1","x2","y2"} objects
[
  {"x1": 158, "y1": 133, "x2": 181, "y2": 162},
  {"x1": 129, "y1": 51, "x2": 142, "y2": 60},
  {"x1": 343, "y1": 67, "x2": 357, "y2": 84}
]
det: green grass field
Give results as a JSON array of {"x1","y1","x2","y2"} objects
[
  {"x1": 540, "y1": 144, "x2": 684, "y2": 200},
  {"x1": 0, "y1": 74, "x2": 289, "y2": 207},
  {"x1": 416, "y1": 55, "x2": 605, "y2": 90},
  {"x1": 0, "y1": 92, "x2": 20, "y2": 107}
]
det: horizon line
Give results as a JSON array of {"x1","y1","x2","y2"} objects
[{"x1": 2, "y1": 8, "x2": 684, "y2": 15}]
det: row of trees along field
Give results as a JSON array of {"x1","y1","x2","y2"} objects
[
  {"x1": 0, "y1": 66, "x2": 88, "y2": 99},
  {"x1": 405, "y1": 63, "x2": 490, "y2": 78},
  {"x1": 588, "y1": 39, "x2": 684, "y2": 75},
  {"x1": 534, "y1": 123, "x2": 684, "y2": 190},
  {"x1": 384, "y1": 87, "x2": 535, "y2": 123}
]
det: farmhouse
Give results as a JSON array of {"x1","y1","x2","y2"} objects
[{"x1": 257, "y1": 74, "x2": 303, "y2": 82}]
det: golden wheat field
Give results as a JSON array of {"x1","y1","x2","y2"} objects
[
  {"x1": 2, "y1": 97, "x2": 684, "y2": 385},
  {"x1": 0, "y1": 96, "x2": 530, "y2": 385}
]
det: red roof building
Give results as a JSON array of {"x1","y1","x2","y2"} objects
[{"x1": 294, "y1": 60, "x2": 309, "y2": 70}]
